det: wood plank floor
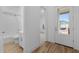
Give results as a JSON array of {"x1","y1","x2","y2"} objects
[
  {"x1": 33, "y1": 41, "x2": 79, "y2": 53},
  {"x1": 4, "y1": 42, "x2": 23, "y2": 53}
]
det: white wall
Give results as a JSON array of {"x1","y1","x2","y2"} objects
[
  {"x1": 46, "y1": 6, "x2": 79, "y2": 50},
  {"x1": 73, "y1": 7, "x2": 79, "y2": 50},
  {"x1": 23, "y1": 6, "x2": 40, "y2": 52},
  {"x1": 0, "y1": 7, "x2": 20, "y2": 37},
  {"x1": 46, "y1": 6, "x2": 56, "y2": 42}
]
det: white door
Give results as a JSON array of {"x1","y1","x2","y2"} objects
[
  {"x1": 40, "y1": 7, "x2": 47, "y2": 44},
  {"x1": 55, "y1": 7, "x2": 74, "y2": 47}
]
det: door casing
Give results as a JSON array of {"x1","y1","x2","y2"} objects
[{"x1": 55, "y1": 7, "x2": 74, "y2": 47}]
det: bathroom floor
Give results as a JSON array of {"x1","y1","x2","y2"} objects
[{"x1": 4, "y1": 42, "x2": 23, "y2": 53}]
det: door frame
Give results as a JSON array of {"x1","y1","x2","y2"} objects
[{"x1": 55, "y1": 7, "x2": 74, "y2": 47}]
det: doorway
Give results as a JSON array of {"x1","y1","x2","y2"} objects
[
  {"x1": 40, "y1": 6, "x2": 47, "y2": 44},
  {"x1": 55, "y1": 7, "x2": 74, "y2": 47}
]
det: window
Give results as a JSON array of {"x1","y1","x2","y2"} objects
[{"x1": 58, "y1": 11, "x2": 70, "y2": 35}]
